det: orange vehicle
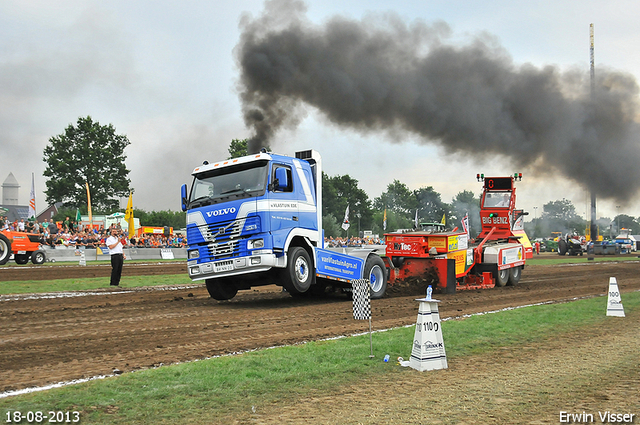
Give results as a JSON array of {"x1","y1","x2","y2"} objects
[
  {"x1": 383, "y1": 174, "x2": 532, "y2": 293},
  {"x1": 0, "y1": 230, "x2": 47, "y2": 265}
]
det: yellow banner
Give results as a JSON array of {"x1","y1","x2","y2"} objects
[
  {"x1": 85, "y1": 182, "x2": 92, "y2": 224},
  {"x1": 125, "y1": 191, "x2": 134, "y2": 238}
]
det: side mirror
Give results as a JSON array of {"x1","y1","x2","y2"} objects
[
  {"x1": 274, "y1": 168, "x2": 288, "y2": 191},
  {"x1": 181, "y1": 184, "x2": 188, "y2": 211}
]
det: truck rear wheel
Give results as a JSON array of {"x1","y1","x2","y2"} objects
[
  {"x1": 507, "y1": 266, "x2": 521, "y2": 286},
  {"x1": 205, "y1": 278, "x2": 238, "y2": 300},
  {"x1": 31, "y1": 250, "x2": 46, "y2": 265},
  {"x1": 494, "y1": 268, "x2": 509, "y2": 287},
  {"x1": 0, "y1": 233, "x2": 10, "y2": 265},
  {"x1": 364, "y1": 255, "x2": 387, "y2": 299},
  {"x1": 282, "y1": 247, "x2": 313, "y2": 295}
]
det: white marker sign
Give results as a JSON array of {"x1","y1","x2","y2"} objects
[
  {"x1": 606, "y1": 277, "x2": 625, "y2": 317},
  {"x1": 409, "y1": 298, "x2": 448, "y2": 372}
]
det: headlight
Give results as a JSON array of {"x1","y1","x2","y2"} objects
[
  {"x1": 188, "y1": 250, "x2": 199, "y2": 259},
  {"x1": 249, "y1": 239, "x2": 264, "y2": 249}
]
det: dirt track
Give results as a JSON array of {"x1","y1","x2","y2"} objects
[{"x1": 1, "y1": 259, "x2": 639, "y2": 395}]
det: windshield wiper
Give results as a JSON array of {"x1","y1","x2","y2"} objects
[
  {"x1": 220, "y1": 188, "x2": 250, "y2": 195},
  {"x1": 190, "y1": 196, "x2": 212, "y2": 208}
]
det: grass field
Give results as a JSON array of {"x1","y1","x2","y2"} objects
[
  {"x1": 0, "y1": 274, "x2": 194, "y2": 295},
  {"x1": 1, "y1": 291, "x2": 637, "y2": 424}
]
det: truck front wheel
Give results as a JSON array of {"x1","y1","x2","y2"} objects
[
  {"x1": 0, "y1": 234, "x2": 10, "y2": 265},
  {"x1": 205, "y1": 278, "x2": 238, "y2": 300},
  {"x1": 282, "y1": 247, "x2": 313, "y2": 295},
  {"x1": 364, "y1": 255, "x2": 387, "y2": 299}
]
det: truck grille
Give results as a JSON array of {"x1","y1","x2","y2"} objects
[
  {"x1": 188, "y1": 216, "x2": 261, "y2": 261},
  {"x1": 208, "y1": 240, "x2": 240, "y2": 260},
  {"x1": 187, "y1": 217, "x2": 260, "y2": 242},
  {"x1": 204, "y1": 216, "x2": 260, "y2": 242}
]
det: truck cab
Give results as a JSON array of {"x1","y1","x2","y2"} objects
[{"x1": 181, "y1": 150, "x2": 387, "y2": 300}]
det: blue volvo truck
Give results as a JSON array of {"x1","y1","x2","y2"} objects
[{"x1": 181, "y1": 149, "x2": 387, "y2": 300}]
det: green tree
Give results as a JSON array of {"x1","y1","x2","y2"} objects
[
  {"x1": 450, "y1": 190, "x2": 481, "y2": 236},
  {"x1": 43, "y1": 116, "x2": 131, "y2": 211},
  {"x1": 542, "y1": 199, "x2": 578, "y2": 221},
  {"x1": 531, "y1": 198, "x2": 586, "y2": 238},
  {"x1": 322, "y1": 213, "x2": 342, "y2": 239},
  {"x1": 322, "y1": 173, "x2": 372, "y2": 236},
  {"x1": 227, "y1": 138, "x2": 271, "y2": 159},
  {"x1": 614, "y1": 214, "x2": 639, "y2": 234},
  {"x1": 414, "y1": 186, "x2": 447, "y2": 224},
  {"x1": 372, "y1": 208, "x2": 413, "y2": 233},
  {"x1": 373, "y1": 180, "x2": 415, "y2": 216},
  {"x1": 141, "y1": 210, "x2": 186, "y2": 229}
]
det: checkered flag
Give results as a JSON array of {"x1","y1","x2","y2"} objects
[{"x1": 351, "y1": 279, "x2": 371, "y2": 320}]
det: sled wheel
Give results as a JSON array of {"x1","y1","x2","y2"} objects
[
  {"x1": 507, "y1": 266, "x2": 521, "y2": 286},
  {"x1": 205, "y1": 278, "x2": 238, "y2": 300},
  {"x1": 282, "y1": 247, "x2": 313, "y2": 295},
  {"x1": 494, "y1": 268, "x2": 509, "y2": 287},
  {"x1": 364, "y1": 255, "x2": 387, "y2": 299}
]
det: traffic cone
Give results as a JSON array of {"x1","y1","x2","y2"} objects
[{"x1": 606, "y1": 277, "x2": 625, "y2": 317}]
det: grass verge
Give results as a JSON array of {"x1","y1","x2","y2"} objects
[
  {"x1": 1, "y1": 291, "x2": 637, "y2": 424},
  {"x1": 0, "y1": 274, "x2": 195, "y2": 295},
  {"x1": 526, "y1": 255, "x2": 640, "y2": 265}
]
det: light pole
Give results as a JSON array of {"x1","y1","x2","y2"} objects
[
  {"x1": 533, "y1": 206, "x2": 538, "y2": 220},
  {"x1": 616, "y1": 206, "x2": 621, "y2": 234}
]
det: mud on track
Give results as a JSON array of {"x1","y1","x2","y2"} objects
[{"x1": 1, "y1": 260, "x2": 639, "y2": 393}]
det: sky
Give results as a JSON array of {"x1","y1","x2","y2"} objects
[{"x1": 2, "y1": 0, "x2": 640, "y2": 224}]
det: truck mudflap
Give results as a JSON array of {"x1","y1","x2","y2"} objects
[{"x1": 313, "y1": 247, "x2": 364, "y2": 282}]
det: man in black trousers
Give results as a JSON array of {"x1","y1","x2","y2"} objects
[{"x1": 106, "y1": 226, "x2": 125, "y2": 286}]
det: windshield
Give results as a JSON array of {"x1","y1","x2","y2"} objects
[
  {"x1": 189, "y1": 160, "x2": 268, "y2": 207},
  {"x1": 483, "y1": 191, "x2": 511, "y2": 208}
]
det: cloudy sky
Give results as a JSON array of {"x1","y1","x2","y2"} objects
[{"x1": 2, "y1": 0, "x2": 640, "y2": 223}]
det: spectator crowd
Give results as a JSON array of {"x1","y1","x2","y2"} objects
[
  {"x1": 0, "y1": 215, "x2": 187, "y2": 249},
  {"x1": 324, "y1": 236, "x2": 383, "y2": 247}
]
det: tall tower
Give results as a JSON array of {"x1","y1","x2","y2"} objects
[
  {"x1": 589, "y1": 24, "x2": 597, "y2": 241},
  {"x1": 2, "y1": 172, "x2": 20, "y2": 205}
]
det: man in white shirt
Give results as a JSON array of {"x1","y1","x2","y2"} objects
[{"x1": 106, "y1": 226, "x2": 125, "y2": 286}]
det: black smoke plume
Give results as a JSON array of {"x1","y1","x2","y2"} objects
[{"x1": 236, "y1": 0, "x2": 640, "y2": 202}]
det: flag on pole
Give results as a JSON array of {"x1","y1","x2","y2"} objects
[
  {"x1": 125, "y1": 191, "x2": 135, "y2": 238},
  {"x1": 76, "y1": 208, "x2": 81, "y2": 222},
  {"x1": 383, "y1": 208, "x2": 387, "y2": 231},
  {"x1": 440, "y1": 213, "x2": 446, "y2": 225},
  {"x1": 85, "y1": 183, "x2": 93, "y2": 226},
  {"x1": 351, "y1": 279, "x2": 371, "y2": 320},
  {"x1": 28, "y1": 173, "x2": 36, "y2": 219},
  {"x1": 461, "y1": 212, "x2": 469, "y2": 237},
  {"x1": 342, "y1": 205, "x2": 350, "y2": 231},
  {"x1": 414, "y1": 209, "x2": 419, "y2": 229}
]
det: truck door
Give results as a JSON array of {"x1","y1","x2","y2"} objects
[{"x1": 268, "y1": 163, "x2": 299, "y2": 249}]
